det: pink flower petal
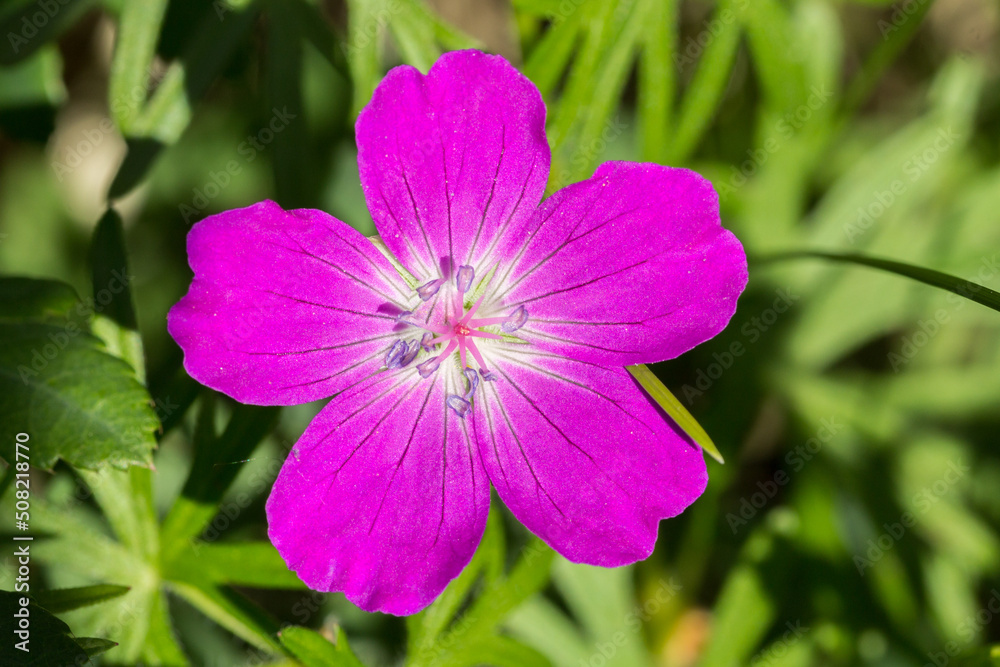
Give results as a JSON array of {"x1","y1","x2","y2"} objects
[
  {"x1": 496, "y1": 162, "x2": 748, "y2": 366},
  {"x1": 168, "y1": 200, "x2": 411, "y2": 405},
  {"x1": 356, "y1": 49, "x2": 550, "y2": 280},
  {"x1": 266, "y1": 372, "x2": 489, "y2": 615},
  {"x1": 474, "y1": 351, "x2": 707, "y2": 565}
]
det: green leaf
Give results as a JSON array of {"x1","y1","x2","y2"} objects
[
  {"x1": 568, "y1": 0, "x2": 646, "y2": 182},
  {"x1": 666, "y1": 0, "x2": 742, "y2": 164},
  {"x1": 160, "y1": 401, "x2": 280, "y2": 555},
  {"x1": 108, "y1": 5, "x2": 258, "y2": 193},
  {"x1": 757, "y1": 251, "x2": 1000, "y2": 313},
  {"x1": 626, "y1": 364, "x2": 724, "y2": 463},
  {"x1": 637, "y1": 0, "x2": 678, "y2": 163},
  {"x1": 107, "y1": 138, "x2": 165, "y2": 198},
  {"x1": 505, "y1": 596, "x2": 591, "y2": 666},
  {"x1": 279, "y1": 626, "x2": 365, "y2": 667},
  {"x1": 108, "y1": 0, "x2": 169, "y2": 130},
  {"x1": 74, "y1": 637, "x2": 119, "y2": 658},
  {"x1": 0, "y1": 277, "x2": 81, "y2": 322},
  {"x1": 0, "y1": 590, "x2": 112, "y2": 666},
  {"x1": 0, "y1": 322, "x2": 158, "y2": 469},
  {"x1": 408, "y1": 508, "x2": 505, "y2": 657},
  {"x1": 511, "y1": 0, "x2": 564, "y2": 14},
  {"x1": 840, "y1": 0, "x2": 934, "y2": 118},
  {"x1": 506, "y1": 559, "x2": 661, "y2": 667},
  {"x1": 696, "y1": 565, "x2": 774, "y2": 667},
  {"x1": 546, "y1": 0, "x2": 622, "y2": 154},
  {"x1": 547, "y1": 559, "x2": 648, "y2": 666},
  {"x1": 0, "y1": 45, "x2": 66, "y2": 109},
  {"x1": 740, "y1": 0, "x2": 805, "y2": 111},
  {"x1": 166, "y1": 542, "x2": 305, "y2": 590},
  {"x1": 344, "y1": 0, "x2": 384, "y2": 114},
  {"x1": 168, "y1": 578, "x2": 283, "y2": 653},
  {"x1": 523, "y1": 9, "x2": 582, "y2": 102},
  {"x1": 89, "y1": 208, "x2": 145, "y2": 382},
  {"x1": 409, "y1": 539, "x2": 554, "y2": 667},
  {"x1": 451, "y1": 635, "x2": 551, "y2": 667},
  {"x1": 140, "y1": 588, "x2": 188, "y2": 666},
  {"x1": 89, "y1": 209, "x2": 138, "y2": 332},
  {"x1": 0, "y1": 0, "x2": 97, "y2": 66},
  {"x1": 459, "y1": 539, "x2": 555, "y2": 639},
  {"x1": 77, "y1": 466, "x2": 159, "y2": 559},
  {"x1": 388, "y1": 0, "x2": 440, "y2": 72},
  {"x1": 265, "y1": 0, "x2": 312, "y2": 207},
  {"x1": 33, "y1": 585, "x2": 130, "y2": 614}
]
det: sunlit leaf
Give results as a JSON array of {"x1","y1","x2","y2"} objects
[
  {"x1": 627, "y1": 364, "x2": 724, "y2": 463},
  {"x1": 0, "y1": 321, "x2": 158, "y2": 469},
  {"x1": 280, "y1": 626, "x2": 364, "y2": 667}
]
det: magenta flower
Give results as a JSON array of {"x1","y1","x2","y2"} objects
[{"x1": 168, "y1": 50, "x2": 747, "y2": 615}]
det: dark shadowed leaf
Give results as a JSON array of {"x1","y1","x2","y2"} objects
[
  {"x1": 33, "y1": 584, "x2": 130, "y2": 614},
  {"x1": 0, "y1": 590, "x2": 115, "y2": 666}
]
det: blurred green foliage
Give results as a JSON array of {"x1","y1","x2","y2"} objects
[{"x1": 1, "y1": 0, "x2": 999, "y2": 665}]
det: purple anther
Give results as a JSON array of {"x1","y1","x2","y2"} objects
[
  {"x1": 395, "y1": 310, "x2": 413, "y2": 323},
  {"x1": 420, "y1": 332, "x2": 435, "y2": 351},
  {"x1": 501, "y1": 305, "x2": 528, "y2": 332},
  {"x1": 480, "y1": 369, "x2": 497, "y2": 382},
  {"x1": 417, "y1": 356, "x2": 441, "y2": 378},
  {"x1": 400, "y1": 340, "x2": 421, "y2": 366},
  {"x1": 462, "y1": 367, "x2": 480, "y2": 399},
  {"x1": 456, "y1": 265, "x2": 475, "y2": 293},
  {"x1": 416, "y1": 278, "x2": 444, "y2": 301},
  {"x1": 446, "y1": 395, "x2": 471, "y2": 418},
  {"x1": 385, "y1": 340, "x2": 407, "y2": 369}
]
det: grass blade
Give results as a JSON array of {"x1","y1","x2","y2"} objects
[
  {"x1": 758, "y1": 251, "x2": 1000, "y2": 313},
  {"x1": 666, "y1": 0, "x2": 742, "y2": 164},
  {"x1": 627, "y1": 364, "x2": 724, "y2": 463}
]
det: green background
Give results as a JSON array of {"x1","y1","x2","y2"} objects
[{"x1": 1, "y1": 0, "x2": 999, "y2": 665}]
